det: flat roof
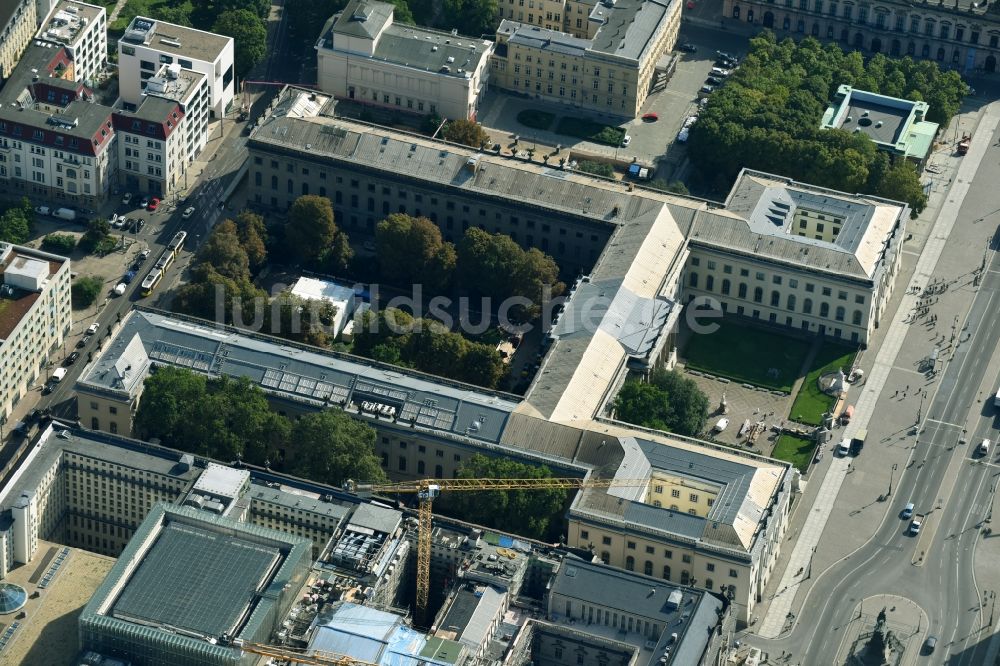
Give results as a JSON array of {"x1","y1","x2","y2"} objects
[
  {"x1": 0, "y1": 244, "x2": 66, "y2": 342},
  {"x1": 0, "y1": 541, "x2": 115, "y2": 666},
  {"x1": 77, "y1": 308, "x2": 519, "y2": 445},
  {"x1": 589, "y1": 0, "x2": 670, "y2": 60},
  {"x1": 38, "y1": 0, "x2": 104, "y2": 47},
  {"x1": 122, "y1": 16, "x2": 231, "y2": 63},
  {"x1": 111, "y1": 521, "x2": 282, "y2": 636}
]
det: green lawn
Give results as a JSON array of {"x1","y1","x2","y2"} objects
[
  {"x1": 789, "y1": 342, "x2": 857, "y2": 426},
  {"x1": 110, "y1": 0, "x2": 194, "y2": 31},
  {"x1": 516, "y1": 109, "x2": 555, "y2": 131},
  {"x1": 555, "y1": 117, "x2": 625, "y2": 146},
  {"x1": 771, "y1": 434, "x2": 816, "y2": 472},
  {"x1": 682, "y1": 319, "x2": 811, "y2": 392}
]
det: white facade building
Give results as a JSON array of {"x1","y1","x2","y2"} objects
[
  {"x1": 289, "y1": 276, "x2": 358, "y2": 338},
  {"x1": 0, "y1": 242, "x2": 72, "y2": 424},
  {"x1": 36, "y1": 0, "x2": 106, "y2": 85},
  {"x1": 118, "y1": 16, "x2": 234, "y2": 119},
  {"x1": 315, "y1": 0, "x2": 494, "y2": 121}
]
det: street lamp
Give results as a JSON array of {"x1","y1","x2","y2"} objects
[{"x1": 888, "y1": 463, "x2": 898, "y2": 497}]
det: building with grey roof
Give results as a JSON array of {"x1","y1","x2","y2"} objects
[
  {"x1": 490, "y1": 0, "x2": 681, "y2": 118},
  {"x1": 36, "y1": 0, "x2": 106, "y2": 85},
  {"x1": 79, "y1": 503, "x2": 312, "y2": 666},
  {"x1": 821, "y1": 85, "x2": 939, "y2": 166},
  {"x1": 315, "y1": 0, "x2": 493, "y2": 121},
  {"x1": 118, "y1": 16, "x2": 234, "y2": 118}
]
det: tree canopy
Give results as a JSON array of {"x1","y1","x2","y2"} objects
[
  {"x1": 213, "y1": 9, "x2": 267, "y2": 78},
  {"x1": 442, "y1": 118, "x2": 490, "y2": 148},
  {"x1": 375, "y1": 213, "x2": 456, "y2": 291},
  {"x1": 613, "y1": 369, "x2": 709, "y2": 436},
  {"x1": 285, "y1": 195, "x2": 352, "y2": 271},
  {"x1": 438, "y1": 454, "x2": 568, "y2": 540},
  {"x1": 135, "y1": 366, "x2": 384, "y2": 483},
  {"x1": 71, "y1": 276, "x2": 104, "y2": 309},
  {"x1": 688, "y1": 33, "x2": 964, "y2": 214},
  {"x1": 0, "y1": 198, "x2": 34, "y2": 244},
  {"x1": 353, "y1": 308, "x2": 507, "y2": 388},
  {"x1": 457, "y1": 228, "x2": 564, "y2": 317}
]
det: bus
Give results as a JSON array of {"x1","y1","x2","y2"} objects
[
  {"x1": 154, "y1": 249, "x2": 175, "y2": 273},
  {"x1": 167, "y1": 230, "x2": 187, "y2": 256},
  {"x1": 140, "y1": 269, "x2": 163, "y2": 297}
]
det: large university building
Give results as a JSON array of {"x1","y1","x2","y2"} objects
[
  {"x1": 315, "y1": 0, "x2": 494, "y2": 121},
  {"x1": 723, "y1": 0, "x2": 1000, "y2": 73},
  {"x1": 0, "y1": 242, "x2": 71, "y2": 426}
]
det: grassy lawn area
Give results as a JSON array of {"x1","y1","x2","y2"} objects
[
  {"x1": 110, "y1": 0, "x2": 194, "y2": 31},
  {"x1": 771, "y1": 434, "x2": 816, "y2": 472},
  {"x1": 555, "y1": 117, "x2": 625, "y2": 146},
  {"x1": 516, "y1": 109, "x2": 555, "y2": 131},
  {"x1": 682, "y1": 319, "x2": 811, "y2": 392},
  {"x1": 789, "y1": 342, "x2": 857, "y2": 425}
]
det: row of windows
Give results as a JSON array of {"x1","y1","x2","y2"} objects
[
  {"x1": 689, "y1": 275, "x2": 866, "y2": 324},
  {"x1": 688, "y1": 257, "x2": 865, "y2": 302}
]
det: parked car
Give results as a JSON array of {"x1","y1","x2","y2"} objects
[
  {"x1": 122, "y1": 192, "x2": 133, "y2": 205},
  {"x1": 75, "y1": 207, "x2": 96, "y2": 216},
  {"x1": 134, "y1": 218, "x2": 145, "y2": 233},
  {"x1": 706, "y1": 76, "x2": 723, "y2": 86},
  {"x1": 679, "y1": 42, "x2": 697, "y2": 53},
  {"x1": 35, "y1": 205, "x2": 51, "y2": 216},
  {"x1": 922, "y1": 636, "x2": 937, "y2": 654},
  {"x1": 711, "y1": 67, "x2": 732, "y2": 77},
  {"x1": 238, "y1": 110, "x2": 249, "y2": 121},
  {"x1": 139, "y1": 196, "x2": 150, "y2": 209},
  {"x1": 641, "y1": 112, "x2": 659, "y2": 122},
  {"x1": 182, "y1": 206, "x2": 196, "y2": 219},
  {"x1": 123, "y1": 270, "x2": 137, "y2": 285},
  {"x1": 717, "y1": 57, "x2": 738, "y2": 68},
  {"x1": 676, "y1": 128, "x2": 689, "y2": 143},
  {"x1": 621, "y1": 134, "x2": 631, "y2": 147},
  {"x1": 716, "y1": 50, "x2": 736, "y2": 61},
  {"x1": 63, "y1": 351, "x2": 80, "y2": 366},
  {"x1": 139, "y1": 249, "x2": 151, "y2": 260},
  {"x1": 148, "y1": 197, "x2": 160, "y2": 211},
  {"x1": 76, "y1": 335, "x2": 91, "y2": 348},
  {"x1": 684, "y1": 115, "x2": 698, "y2": 128},
  {"x1": 86, "y1": 322, "x2": 100, "y2": 335},
  {"x1": 113, "y1": 282, "x2": 127, "y2": 296},
  {"x1": 112, "y1": 215, "x2": 125, "y2": 229},
  {"x1": 698, "y1": 85, "x2": 714, "y2": 98}
]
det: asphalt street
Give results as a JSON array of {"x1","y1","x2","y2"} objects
[{"x1": 744, "y1": 112, "x2": 1000, "y2": 664}]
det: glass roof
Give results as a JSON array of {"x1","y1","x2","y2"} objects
[{"x1": 0, "y1": 584, "x2": 27, "y2": 614}]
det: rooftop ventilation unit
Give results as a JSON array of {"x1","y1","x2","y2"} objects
[{"x1": 160, "y1": 38, "x2": 181, "y2": 47}]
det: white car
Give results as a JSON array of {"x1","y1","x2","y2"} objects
[
  {"x1": 182, "y1": 206, "x2": 196, "y2": 220},
  {"x1": 35, "y1": 205, "x2": 51, "y2": 216},
  {"x1": 711, "y1": 67, "x2": 732, "y2": 77},
  {"x1": 684, "y1": 115, "x2": 698, "y2": 128},
  {"x1": 113, "y1": 282, "x2": 127, "y2": 296},
  {"x1": 122, "y1": 192, "x2": 133, "y2": 205},
  {"x1": 86, "y1": 322, "x2": 99, "y2": 335},
  {"x1": 676, "y1": 128, "x2": 689, "y2": 143},
  {"x1": 621, "y1": 134, "x2": 632, "y2": 147},
  {"x1": 139, "y1": 249, "x2": 151, "y2": 260}
]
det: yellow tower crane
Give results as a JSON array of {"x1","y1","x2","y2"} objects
[{"x1": 343, "y1": 476, "x2": 651, "y2": 626}]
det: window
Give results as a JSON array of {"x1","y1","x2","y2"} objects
[
  {"x1": 853, "y1": 310, "x2": 863, "y2": 326},
  {"x1": 729, "y1": 569, "x2": 738, "y2": 578},
  {"x1": 627, "y1": 541, "x2": 636, "y2": 550},
  {"x1": 689, "y1": 493, "x2": 699, "y2": 502},
  {"x1": 820, "y1": 302, "x2": 830, "y2": 317},
  {"x1": 671, "y1": 489, "x2": 680, "y2": 498},
  {"x1": 644, "y1": 561, "x2": 653, "y2": 576},
  {"x1": 682, "y1": 554, "x2": 692, "y2": 563},
  {"x1": 707, "y1": 562, "x2": 715, "y2": 572},
  {"x1": 398, "y1": 456, "x2": 407, "y2": 471},
  {"x1": 822, "y1": 287, "x2": 832, "y2": 297},
  {"x1": 753, "y1": 287, "x2": 763, "y2": 303},
  {"x1": 663, "y1": 565, "x2": 671, "y2": 579},
  {"x1": 770, "y1": 291, "x2": 780, "y2": 307},
  {"x1": 602, "y1": 536, "x2": 612, "y2": 545},
  {"x1": 738, "y1": 283, "x2": 747, "y2": 299},
  {"x1": 625, "y1": 556, "x2": 634, "y2": 571},
  {"x1": 721, "y1": 279, "x2": 731, "y2": 296},
  {"x1": 580, "y1": 530, "x2": 589, "y2": 540},
  {"x1": 787, "y1": 294, "x2": 796, "y2": 311},
  {"x1": 838, "y1": 290, "x2": 848, "y2": 300},
  {"x1": 689, "y1": 272, "x2": 699, "y2": 288},
  {"x1": 645, "y1": 545, "x2": 654, "y2": 554}
]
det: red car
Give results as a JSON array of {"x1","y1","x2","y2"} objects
[
  {"x1": 641, "y1": 112, "x2": 659, "y2": 122},
  {"x1": 147, "y1": 197, "x2": 160, "y2": 211}
]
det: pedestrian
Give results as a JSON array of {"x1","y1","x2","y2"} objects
[{"x1": 906, "y1": 385, "x2": 909, "y2": 392}]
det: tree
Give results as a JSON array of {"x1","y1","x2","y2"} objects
[
  {"x1": 875, "y1": 160, "x2": 927, "y2": 218},
  {"x1": 0, "y1": 204, "x2": 32, "y2": 244},
  {"x1": 442, "y1": 118, "x2": 490, "y2": 148},
  {"x1": 285, "y1": 409, "x2": 385, "y2": 485},
  {"x1": 71, "y1": 276, "x2": 104, "y2": 309},
  {"x1": 457, "y1": 228, "x2": 563, "y2": 316},
  {"x1": 439, "y1": 454, "x2": 568, "y2": 540},
  {"x1": 387, "y1": 0, "x2": 414, "y2": 23},
  {"x1": 375, "y1": 214, "x2": 456, "y2": 291},
  {"x1": 198, "y1": 219, "x2": 250, "y2": 282},
  {"x1": 285, "y1": 195, "x2": 338, "y2": 263},
  {"x1": 441, "y1": 0, "x2": 498, "y2": 38},
  {"x1": 613, "y1": 369, "x2": 708, "y2": 436},
  {"x1": 79, "y1": 218, "x2": 111, "y2": 253},
  {"x1": 649, "y1": 179, "x2": 689, "y2": 195},
  {"x1": 218, "y1": 0, "x2": 270, "y2": 19},
  {"x1": 41, "y1": 233, "x2": 77, "y2": 255},
  {"x1": 234, "y1": 210, "x2": 268, "y2": 270},
  {"x1": 134, "y1": 366, "x2": 209, "y2": 445},
  {"x1": 213, "y1": 10, "x2": 266, "y2": 78},
  {"x1": 151, "y1": 5, "x2": 193, "y2": 26}
]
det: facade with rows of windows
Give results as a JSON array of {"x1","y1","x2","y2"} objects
[
  {"x1": 490, "y1": 0, "x2": 681, "y2": 117},
  {"x1": 723, "y1": 0, "x2": 1000, "y2": 73}
]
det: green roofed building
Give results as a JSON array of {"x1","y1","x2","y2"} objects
[
  {"x1": 821, "y1": 85, "x2": 939, "y2": 167},
  {"x1": 79, "y1": 503, "x2": 312, "y2": 666}
]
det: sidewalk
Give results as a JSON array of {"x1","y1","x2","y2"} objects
[{"x1": 755, "y1": 101, "x2": 1000, "y2": 638}]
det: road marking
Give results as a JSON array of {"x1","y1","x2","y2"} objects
[{"x1": 925, "y1": 418, "x2": 965, "y2": 429}]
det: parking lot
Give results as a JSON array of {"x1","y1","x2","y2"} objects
[{"x1": 476, "y1": 32, "x2": 748, "y2": 182}]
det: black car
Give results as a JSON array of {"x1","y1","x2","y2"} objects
[
  {"x1": 238, "y1": 110, "x2": 249, "y2": 121},
  {"x1": 63, "y1": 351, "x2": 80, "y2": 366},
  {"x1": 76, "y1": 334, "x2": 91, "y2": 348},
  {"x1": 706, "y1": 76, "x2": 723, "y2": 86},
  {"x1": 135, "y1": 218, "x2": 145, "y2": 232},
  {"x1": 679, "y1": 43, "x2": 697, "y2": 53}
]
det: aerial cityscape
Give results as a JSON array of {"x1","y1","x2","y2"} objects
[{"x1": 0, "y1": 0, "x2": 996, "y2": 663}]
